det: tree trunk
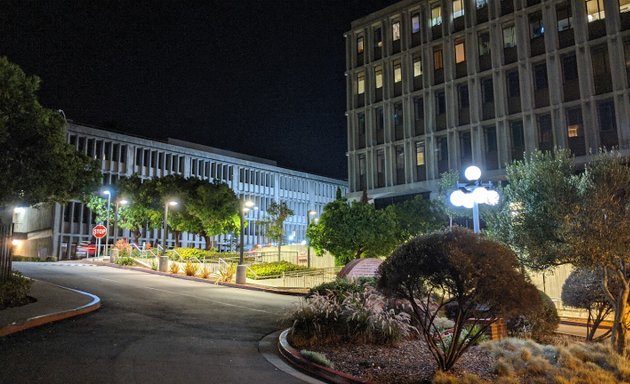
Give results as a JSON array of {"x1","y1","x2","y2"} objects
[
  {"x1": 203, "y1": 234, "x2": 213, "y2": 250},
  {"x1": 174, "y1": 230, "x2": 180, "y2": 248},
  {"x1": 612, "y1": 287, "x2": 630, "y2": 356},
  {"x1": 277, "y1": 242, "x2": 282, "y2": 262},
  {"x1": 132, "y1": 229, "x2": 141, "y2": 245}
]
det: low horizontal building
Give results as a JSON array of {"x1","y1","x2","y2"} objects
[{"x1": 12, "y1": 122, "x2": 347, "y2": 260}]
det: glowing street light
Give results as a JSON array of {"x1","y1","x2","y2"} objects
[
  {"x1": 236, "y1": 198, "x2": 256, "y2": 284},
  {"x1": 159, "y1": 200, "x2": 178, "y2": 272},
  {"x1": 449, "y1": 166, "x2": 499, "y2": 233},
  {"x1": 102, "y1": 190, "x2": 112, "y2": 258},
  {"x1": 306, "y1": 210, "x2": 317, "y2": 268}
]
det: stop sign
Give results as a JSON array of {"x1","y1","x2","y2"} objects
[{"x1": 93, "y1": 225, "x2": 107, "y2": 239}]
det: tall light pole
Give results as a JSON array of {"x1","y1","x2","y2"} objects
[
  {"x1": 306, "y1": 210, "x2": 316, "y2": 268},
  {"x1": 111, "y1": 199, "x2": 128, "y2": 250},
  {"x1": 236, "y1": 197, "x2": 255, "y2": 284},
  {"x1": 159, "y1": 200, "x2": 178, "y2": 272},
  {"x1": 449, "y1": 165, "x2": 500, "y2": 233},
  {"x1": 102, "y1": 190, "x2": 112, "y2": 258}
]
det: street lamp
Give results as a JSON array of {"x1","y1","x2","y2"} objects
[
  {"x1": 111, "y1": 198, "x2": 128, "y2": 251},
  {"x1": 236, "y1": 198, "x2": 255, "y2": 284},
  {"x1": 102, "y1": 190, "x2": 112, "y2": 258},
  {"x1": 159, "y1": 200, "x2": 178, "y2": 272},
  {"x1": 306, "y1": 210, "x2": 317, "y2": 268},
  {"x1": 449, "y1": 165, "x2": 500, "y2": 233}
]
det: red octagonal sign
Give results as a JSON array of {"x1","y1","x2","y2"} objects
[{"x1": 93, "y1": 225, "x2": 107, "y2": 239}]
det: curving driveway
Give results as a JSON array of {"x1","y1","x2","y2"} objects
[{"x1": 1, "y1": 263, "x2": 306, "y2": 384}]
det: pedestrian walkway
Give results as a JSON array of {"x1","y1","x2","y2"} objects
[{"x1": 0, "y1": 278, "x2": 101, "y2": 336}]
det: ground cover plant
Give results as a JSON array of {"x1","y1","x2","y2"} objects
[
  {"x1": 246, "y1": 261, "x2": 309, "y2": 279},
  {"x1": 378, "y1": 227, "x2": 541, "y2": 372},
  {"x1": 115, "y1": 256, "x2": 134, "y2": 266},
  {"x1": 0, "y1": 272, "x2": 33, "y2": 310}
]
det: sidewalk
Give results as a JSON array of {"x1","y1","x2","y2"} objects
[{"x1": 0, "y1": 278, "x2": 101, "y2": 337}]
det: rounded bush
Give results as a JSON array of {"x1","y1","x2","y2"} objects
[{"x1": 507, "y1": 290, "x2": 559, "y2": 342}]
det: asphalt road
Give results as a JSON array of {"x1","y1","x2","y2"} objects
[{"x1": 1, "y1": 263, "x2": 307, "y2": 384}]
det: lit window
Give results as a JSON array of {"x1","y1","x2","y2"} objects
[
  {"x1": 394, "y1": 61, "x2": 402, "y2": 83},
  {"x1": 357, "y1": 36, "x2": 364, "y2": 54},
  {"x1": 431, "y1": 4, "x2": 442, "y2": 26},
  {"x1": 503, "y1": 24, "x2": 516, "y2": 48},
  {"x1": 453, "y1": 0, "x2": 465, "y2": 19},
  {"x1": 375, "y1": 66, "x2": 383, "y2": 89},
  {"x1": 392, "y1": 20, "x2": 401, "y2": 41},
  {"x1": 412, "y1": 13, "x2": 421, "y2": 33},
  {"x1": 416, "y1": 142, "x2": 425, "y2": 166},
  {"x1": 433, "y1": 47, "x2": 444, "y2": 70},
  {"x1": 586, "y1": 0, "x2": 605, "y2": 22},
  {"x1": 357, "y1": 73, "x2": 365, "y2": 94},
  {"x1": 455, "y1": 40, "x2": 466, "y2": 63},
  {"x1": 567, "y1": 125, "x2": 580, "y2": 137},
  {"x1": 529, "y1": 12, "x2": 544, "y2": 38},
  {"x1": 413, "y1": 57, "x2": 423, "y2": 77}
]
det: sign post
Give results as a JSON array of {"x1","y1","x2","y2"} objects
[{"x1": 93, "y1": 225, "x2": 107, "y2": 259}]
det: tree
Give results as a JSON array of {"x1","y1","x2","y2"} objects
[
  {"x1": 0, "y1": 57, "x2": 100, "y2": 281},
  {"x1": 487, "y1": 149, "x2": 630, "y2": 355},
  {"x1": 307, "y1": 198, "x2": 399, "y2": 265},
  {"x1": 561, "y1": 269, "x2": 613, "y2": 341},
  {"x1": 378, "y1": 227, "x2": 540, "y2": 372},
  {"x1": 116, "y1": 175, "x2": 156, "y2": 244},
  {"x1": 262, "y1": 201, "x2": 293, "y2": 260},
  {"x1": 387, "y1": 196, "x2": 447, "y2": 241},
  {"x1": 187, "y1": 179, "x2": 239, "y2": 250},
  {"x1": 0, "y1": 57, "x2": 101, "y2": 208}
]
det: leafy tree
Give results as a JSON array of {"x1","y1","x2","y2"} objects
[
  {"x1": 487, "y1": 149, "x2": 630, "y2": 355},
  {"x1": 262, "y1": 201, "x2": 294, "y2": 260},
  {"x1": 564, "y1": 152, "x2": 630, "y2": 354},
  {"x1": 486, "y1": 149, "x2": 578, "y2": 270},
  {"x1": 378, "y1": 227, "x2": 540, "y2": 372},
  {"x1": 116, "y1": 175, "x2": 155, "y2": 244},
  {"x1": 561, "y1": 269, "x2": 613, "y2": 341},
  {"x1": 187, "y1": 179, "x2": 239, "y2": 250},
  {"x1": 0, "y1": 57, "x2": 101, "y2": 208},
  {"x1": 387, "y1": 196, "x2": 447, "y2": 241},
  {"x1": 307, "y1": 198, "x2": 399, "y2": 265}
]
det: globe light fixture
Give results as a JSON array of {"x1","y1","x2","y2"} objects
[{"x1": 449, "y1": 166, "x2": 499, "y2": 233}]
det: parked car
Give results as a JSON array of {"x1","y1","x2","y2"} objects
[{"x1": 77, "y1": 242, "x2": 97, "y2": 257}]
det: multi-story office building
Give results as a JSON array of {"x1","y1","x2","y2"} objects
[
  {"x1": 12, "y1": 123, "x2": 347, "y2": 259},
  {"x1": 346, "y1": 0, "x2": 630, "y2": 203}
]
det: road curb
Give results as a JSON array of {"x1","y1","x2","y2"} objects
[
  {"x1": 0, "y1": 282, "x2": 101, "y2": 337},
  {"x1": 277, "y1": 329, "x2": 371, "y2": 384},
  {"x1": 88, "y1": 260, "x2": 307, "y2": 296}
]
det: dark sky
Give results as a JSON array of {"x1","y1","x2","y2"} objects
[{"x1": 1, "y1": 0, "x2": 399, "y2": 179}]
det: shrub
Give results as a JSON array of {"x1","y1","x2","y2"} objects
[
  {"x1": 300, "y1": 350, "x2": 334, "y2": 368},
  {"x1": 114, "y1": 239, "x2": 132, "y2": 257},
  {"x1": 287, "y1": 285, "x2": 415, "y2": 347},
  {"x1": 0, "y1": 272, "x2": 32, "y2": 309},
  {"x1": 561, "y1": 268, "x2": 613, "y2": 341},
  {"x1": 216, "y1": 263, "x2": 235, "y2": 283},
  {"x1": 307, "y1": 277, "x2": 374, "y2": 301},
  {"x1": 184, "y1": 261, "x2": 199, "y2": 276},
  {"x1": 507, "y1": 290, "x2": 559, "y2": 343},
  {"x1": 247, "y1": 261, "x2": 309, "y2": 279},
  {"x1": 167, "y1": 248, "x2": 240, "y2": 261},
  {"x1": 150, "y1": 259, "x2": 157, "y2": 271},
  {"x1": 378, "y1": 227, "x2": 541, "y2": 372},
  {"x1": 115, "y1": 256, "x2": 134, "y2": 266},
  {"x1": 169, "y1": 262, "x2": 180, "y2": 274},
  {"x1": 200, "y1": 266, "x2": 210, "y2": 279}
]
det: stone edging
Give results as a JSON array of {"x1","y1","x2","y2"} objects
[
  {"x1": 278, "y1": 329, "x2": 371, "y2": 384},
  {"x1": 0, "y1": 281, "x2": 101, "y2": 337}
]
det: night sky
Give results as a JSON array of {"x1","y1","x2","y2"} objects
[{"x1": 1, "y1": 0, "x2": 399, "y2": 180}]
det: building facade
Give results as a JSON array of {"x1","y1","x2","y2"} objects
[
  {"x1": 12, "y1": 123, "x2": 347, "y2": 259},
  {"x1": 346, "y1": 0, "x2": 630, "y2": 202}
]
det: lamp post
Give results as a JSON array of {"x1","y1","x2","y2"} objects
[
  {"x1": 306, "y1": 210, "x2": 316, "y2": 268},
  {"x1": 449, "y1": 165, "x2": 500, "y2": 233},
  {"x1": 159, "y1": 200, "x2": 178, "y2": 272},
  {"x1": 111, "y1": 199, "x2": 128, "y2": 251},
  {"x1": 236, "y1": 198, "x2": 255, "y2": 284},
  {"x1": 102, "y1": 190, "x2": 112, "y2": 258}
]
